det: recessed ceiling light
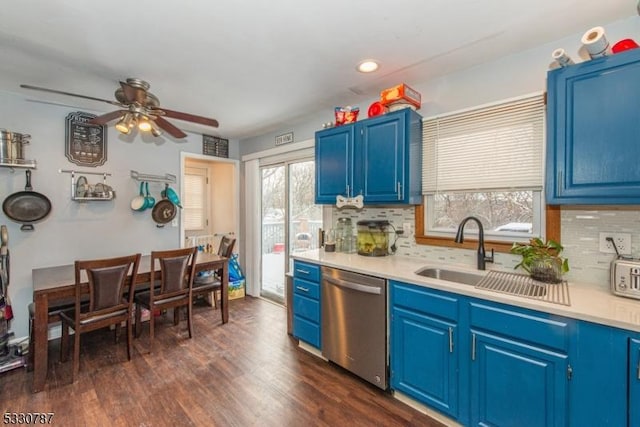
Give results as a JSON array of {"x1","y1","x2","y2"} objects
[{"x1": 357, "y1": 60, "x2": 379, "y2": 73}]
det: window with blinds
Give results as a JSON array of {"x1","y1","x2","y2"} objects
[
  {"x1": 183, "y1": 167, "x2": 207, "y2": 231},
  {"x1": 421, "y1": 93, "x2": 545, "y2": 240}
]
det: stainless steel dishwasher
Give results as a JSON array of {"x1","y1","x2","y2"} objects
[{"x1": 321, "y1": 266, "x2": 387, "y2": 390}]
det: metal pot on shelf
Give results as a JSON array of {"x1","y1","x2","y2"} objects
[{"x1": 0, "y1": 129, "x2": 30, "y2": 162}]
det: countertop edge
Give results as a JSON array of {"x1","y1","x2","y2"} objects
[{"x1": 291, "y1": 250, "x2": 640, "y2": 334}]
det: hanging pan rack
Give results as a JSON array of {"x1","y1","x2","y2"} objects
[
  {"x1": 59, "y1": 169, "x2": 115, "y2": 201},
  {"x1": 130, "y1": 170, "x2": 176, "y2": 184}
]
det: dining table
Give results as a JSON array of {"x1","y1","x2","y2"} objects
[{"x1": 30, "y1": 251, "x2": 229, "y2": 393}]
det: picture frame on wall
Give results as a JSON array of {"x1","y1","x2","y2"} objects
[{"x1": 65, "y1": 111, "x2": 107, "y2": 167}]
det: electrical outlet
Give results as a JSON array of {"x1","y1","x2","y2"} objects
[{"x1": 599, "y1": 232, "x2": 632, "y2": 255}]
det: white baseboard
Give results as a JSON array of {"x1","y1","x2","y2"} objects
[
  {"x1": 393, "y1": 391, "x2": 462, "y2": 427},
  {"x1": 298, "y1": 340, "x2": 327, "y2": 360}
]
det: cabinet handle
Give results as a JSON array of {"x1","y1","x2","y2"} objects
[
  {"x1": 296, "y1": 269, "x2": 310, "y2": 275},
  {"x1": 346, "y1": 184, "x2": 350, "y2": 198},
  {"x1": 295, "y1": 286, "x2": 310, "y2": 293},
  {"x1": 448, "y1": 327, "x2": 454, "y2": 353},
  {"x1": 397, "y1": 182, "x2": 402, "y2": 200},
  {"x1": 557, "y1": 171, "x2": 562, "y2": 196},
  {"x1": 637, "y1": 349, "x2": 640, "y2": 380},
  {"x1": 471, "y1": 333, "x2": 476, "y2": 361}
]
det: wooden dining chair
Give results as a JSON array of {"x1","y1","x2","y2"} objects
[
  {"x1": 134, "y1": 247, "x2": 198, "y2": 353},
  {"x1": 192, "y1": 236, "x2": 236, "y2": 313},
  {"x1": 59, "y1": 253, "x2": 141, "y2": 383}
]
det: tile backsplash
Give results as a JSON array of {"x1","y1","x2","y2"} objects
[{"x1": 332, "y1": 206, "x2": 640, "y2": 290}]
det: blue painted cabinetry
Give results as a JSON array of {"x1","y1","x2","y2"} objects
[
  {"x1": 390, "y1": 281, "x2": 574, "y2": 426},
  {"x1": 292, "y1": 260, "x2": 321, "y2": 349},
  {"x1": 631, "y1": 338, "x2": 640, "y2": 427},
  {"x1": 390, "y1": 281, "x2": 460, "y2": 419},
  {"x1": 315, "y1": 108, "x2": 422, "y2": 205},
  {"x1": 569, "y1": 321, "x2": 628, "y2": 426},
  {"x1": 546, "y1": 48, "x2": 640, "y2": 204},
  {"x1": 468, "y1": 301, "x2": 570, "y2": 427}
]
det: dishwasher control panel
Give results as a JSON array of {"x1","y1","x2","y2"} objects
[{"x1": 611, "y1": 258, "x2": 640, "y2": 300}]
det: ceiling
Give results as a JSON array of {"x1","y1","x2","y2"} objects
[{"x1": 0, "y1": 1, "x2": 637, "y2": 140}]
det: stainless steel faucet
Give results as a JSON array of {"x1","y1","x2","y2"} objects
[{"x1": 454, "y1": 216, "x2": 494, "y2": 270}]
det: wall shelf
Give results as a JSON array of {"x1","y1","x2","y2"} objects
[
  {"x1": 59, "y1": 169, "x2": 115, "y2": 202},
  {"x1": 0, "y1": 159, "x2": 37, "y2": 170},
  {"x1": 130, "y1": 170, "x2": 176, "y2": 184}
]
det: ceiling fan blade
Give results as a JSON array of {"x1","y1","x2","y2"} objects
[
  {"x1": 88, "y1": 110, "x2": 129, "y2": 125},
  {"x1": 20, "y1": 84, "x2": 122, "y2": 106},
  {"x1": 160, "y1": 108, "x2": 219, "y2": 128},
  {"x1": 119, "y1": 81, "x2": 146, "y2": 104},
  {"x1": 154, "y1": 116, "x2": 188, "y2": 139}
]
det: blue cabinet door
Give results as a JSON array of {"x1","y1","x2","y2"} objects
[
  {"x1": 631, "y1": 338, "x2": 640, "y2": 427},
  {"x1": 315, "y1": 125, "x2": 354, "y2": 203},
  {"x1": 355, "y1": 112, "x2": 404, "y2": 202},
  {"x1": 470, "y1": 331, "x2": 568, "y2": 427},
  {"x1": 569, "y1": 321, "x2": 628, "y2": 427},
  {"x1": 391, "y1": 306, "x2": 459, "y2": 419},
  {"x1": 546, "y1": 49, "x2": 640, "y2": 204}
]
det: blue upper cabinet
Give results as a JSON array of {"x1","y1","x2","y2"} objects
[
  {"x1": 315, "y1": 125, "x2": 354, "y2": 204},
  {"x1": 546, "y1": 48, "x2": 640, "y2": 204},
  {"x1": 315, "y1": 108, "x2": 422, "y2": 205}
]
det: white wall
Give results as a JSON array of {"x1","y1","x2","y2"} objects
[
  {"x1": 0, "y1": 91, "x2": 238, "y2": 338},
  {"x1": 239, "y1": 15, "x2": 640, "y2": 290},
  {"x1": 240, "y1": 15, "x2": 640, "y2": 154}
]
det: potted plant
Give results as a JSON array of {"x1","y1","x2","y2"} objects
[{"x1": 510, "y1": 238, "x2": 569, "y2": 283}]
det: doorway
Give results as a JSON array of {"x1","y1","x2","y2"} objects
[
  {"x1": 260, "y1": 159, "x2": 321, "y2": 304},
  {"x1": 181, "y1": 154, "x2": 240, "y2": 255}
]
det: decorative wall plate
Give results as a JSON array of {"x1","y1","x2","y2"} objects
[{"x1": 65, "y1": 112, "x2": 107, "y2": 167}]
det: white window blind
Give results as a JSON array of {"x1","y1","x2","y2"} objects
[
  {"x1": 422, "y1": 93, "x2": 545, "y2": 194},
  {"x1": 183, "y1": 169, "x2": 206, "y2": 231}
]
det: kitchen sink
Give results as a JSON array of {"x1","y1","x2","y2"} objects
[{"x1": 415, "y1": 267, "x2": 484, "y2": 286}]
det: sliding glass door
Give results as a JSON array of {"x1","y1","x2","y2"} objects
[
  {"x1": 260, "y1": 165, "x2": 286, "y2": 302},
  {"x1": 260, "y1": 159, "x2": 321, "y2": 304}
]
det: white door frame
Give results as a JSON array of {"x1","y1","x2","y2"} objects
[
  {"x1": 242, "y1": 139, "x2": 315, "y2": 298},
  {"x1": 180, "y1": 151, "x2": 240, "y2": 250}
]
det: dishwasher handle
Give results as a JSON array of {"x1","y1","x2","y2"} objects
[{"x1": 324, "y1": 276, "x2": 382, "y2": 295}]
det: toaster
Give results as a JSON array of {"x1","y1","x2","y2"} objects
[{"x1": 611, "y1": 258, "x2": 640, "y2": 300}]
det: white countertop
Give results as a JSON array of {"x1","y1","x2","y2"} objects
[{"x1": 291, "y1": 249, "x2": 640, "y2": 333}]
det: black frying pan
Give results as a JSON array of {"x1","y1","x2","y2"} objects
[{"x1": 3, "y1": 170, "x2": 52, "y2": 231}]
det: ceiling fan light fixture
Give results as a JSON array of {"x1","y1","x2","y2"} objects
[
  {"x1": 138, "y1": 117, "x2": 152, "y2": 132},
  {"x1": 115, "y1": 113, "x2": 134, "y2": 134},
  {"x1": 149, "y1": 121, "x2": 163, "y2": 137}
]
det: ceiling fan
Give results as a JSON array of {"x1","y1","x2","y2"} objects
[{"x1": 20, "y1": 78, "x2": 219, "y2": 139}]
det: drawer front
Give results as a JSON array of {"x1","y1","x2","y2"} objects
[
  {"x1": 293, "y1": 293, "x2": 320, "y2": 323},
  {"x1": 293, "y1": 315, "x2": 321, "y2": 348},
  {"x1": 293, "y1": 261, "x2": 321, "y2": 283},
  {"x1": 469, "y1": 300, "x2": 569, "y2": 351},
  {"x1": 293, "y1": 278, "x2": 320, "y2": 300},
  {"x1": 391, "y1": 280, "x2": 458, "y2": 321}
]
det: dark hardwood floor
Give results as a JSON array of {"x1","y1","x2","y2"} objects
[{"x1": 1, "y1": 297, "x2": 445, "y2": 427}]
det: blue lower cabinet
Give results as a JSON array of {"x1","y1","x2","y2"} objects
[
  {"x1": 470, "y1": 330, "x2": 568, "y2": 427},
  {"x1": 292, "y1": 261, "x2": 321, "y2": 349},
  {"x1": 391, "y1": 306, "x2": 459, "y2": 418},
  {"x1": 569, "y1": 321, "x2": 628, "y2": 427},
  {"x1": 292, "y1": 312, "x2": 320, "y2": 348},
  {"x1": 630, "y1": 338, "x2": 640, "y2": 427},
  {"x1": 390, "y1": 281, "x2": 461, "y2": 420}
]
